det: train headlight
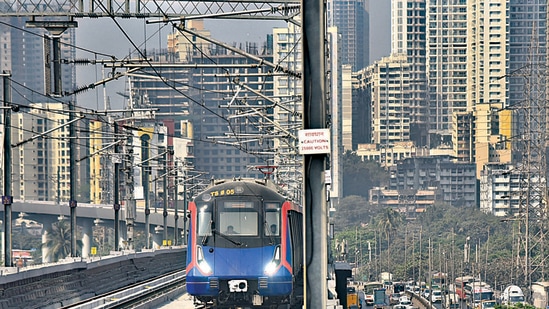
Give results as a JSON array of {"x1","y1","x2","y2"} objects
[
  {"x1": 196, "y1": 245, "x2": 212, "y2": 274},
  {"x1": 264, "y1": 245, "x2": 281, "y2": 275}
]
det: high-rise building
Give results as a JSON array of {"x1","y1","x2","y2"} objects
[
  {"x1": 452, "y1": 111, "x2": 474, "y2": 163},
  {"x1": 352, "y1": 70, "x2": 372, "y2": 148},
  {"x1": 185, "y1": 48, "x2": 274, "y2": 180},
  {"x1": 507, "y1": 1, "x2": 546, "y2": 110},
  {"x1": 466, "y1": 0, "x2": 545, "y2": 174},
  {"x1": 358, "y1": 54, "x2": 411, "y2": 145},
  {"x1": 390, "y1": 0, "x2": 545, "y2": 164},
  {"x1": 132, "y1": 23, "x2": 274, "y2": 181},
  {"x1": 272, "y1": 22, "x2": 303, "y2": 202},
  {"x1": 0, "y1": 17, "x2": 75, "y2": 102},
  {"x1": 391, "y1": 0, "x2": 428, "y2": 146},
  {"x1": 0, "y1": 18, "x2": 84, "y2": 203},
  {"x1": 327, "y1": 0, "x2": 369, "y2": 70},
  {"x1": 467, "y1": 1, "x2": 507, "y2": 108},
  {"x1": 427, "y1": 0, "x2": 468, "y2": 144},
  {"x1": 326, "y1": 26, "x2": 347, "y2": 209},
  {"x1": 472, "y1": 103, "x2": 513, "y2": 178},
  {"x1": 389, "y1": 155, "x2": 477, "y2": 207},
  {"x1": 341, "y1": 65, "x2": 353, "y2": 151},
  {"x1": 89, "y1": 119, "x2": 104, "y2": 204},
  {"x1": 11, "y1": 103, "x2": 87, "y2": 202},
  {"x1": 480, "y1": 163, "x2": 521, "y2": 217}
]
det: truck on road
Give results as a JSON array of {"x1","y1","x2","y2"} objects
[
  {"x1": 364, "y1": 281, "x2": 383, "y2": 306},
  {"x1": 374, "y1": 287, "x2": 387, "y2": 309},
  {"x1": 379, "y1": 272, "x2": 393, "y2": 288},
  {"x1": 501, "y1": 285, "x2": 525, "y2": 306}
]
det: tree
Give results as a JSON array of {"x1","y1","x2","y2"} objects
[
  {"x1": 333, "y1": 195, "x2": 372, "y2": 230},
  {"x1": 12, "y1": 228, "x2": 42, "y2": 265},
  {"x1": 375, "y1": 208, "x2": 404, "y2": 273},
  {"x1": 42, "y1": 220, "x2": 82, "y2": 262},
  {"x1": 333, "y1": 201, "x2": 526, "y2": 286},
  {"x1": 342, "y1": 151, "x2": 389, "y2": 198}
]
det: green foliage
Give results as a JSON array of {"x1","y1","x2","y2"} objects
[
  {"x1": 334, "y1": 151, "x2": 390, "y2": 232},
  {"x1": 12, "y1": 227, "x2": 43, "y2": 265},
  {"x1": 333, "y1": 195, "x2": 375, "y2": 230},
  {"x1": 12, "y1": 230, "x2": 41, "y2": 251},
  {"x1": 496, "y1": 303, "x2": 536, "y2": 309},
  {"x1": 42, "y1": 220, "x2": 83, "y2": 262},
  {"x1": 342, "y1": 151, "x2": 389, "y2": 198},
  {"x1": 333, "y1": 202, "x2": 527, "y2": 288},
  {"x1": 375, "y1": 208, "x2": 404, "y2": 237}
]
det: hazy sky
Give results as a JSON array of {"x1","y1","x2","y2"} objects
[{"x1": 74, "y1": 4, "x2": 391, "y2": 109}]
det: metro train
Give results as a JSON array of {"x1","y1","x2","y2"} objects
[{"x1": 186, "y1": 178, "x2": 304, "y2": 309}]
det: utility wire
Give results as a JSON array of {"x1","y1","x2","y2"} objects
[{"x1": 0, "y1": 19, "x2": 115, "y2": 58}]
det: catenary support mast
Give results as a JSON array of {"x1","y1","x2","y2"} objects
[{"x1": 302, "y1": 0, "x2": 327, "y2": 306}]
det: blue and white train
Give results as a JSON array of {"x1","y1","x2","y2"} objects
[{"x1": 186, "y1": 179, "x2": 304, "y2": 308}]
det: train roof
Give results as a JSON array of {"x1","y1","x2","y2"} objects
[
  {"x1": 207, "y1": 178, "x2": 282, "y2": 194},
  {"x1": 196, "y1": 178, "x2": 299, "y2": 206}
]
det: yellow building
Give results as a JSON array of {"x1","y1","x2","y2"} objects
[
  {"x1": 89, "y1": 120, "x2": 104, "y2": 204},
  {"x1": 167, "y1": 20, "x2": 211, "y2": 62},
  {"x1": 11, "y1": 103, "x2": 86, "y2": 202},
  {"x1": 473, "y1": 103, "x2": 513, "y2": 178}
]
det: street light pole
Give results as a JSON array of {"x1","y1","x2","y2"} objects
[
  {"x1": 368, "y1": 241, "x2": 372, "y2": 280},
  {"x1": 464, "y1": 236, "x2": 470, "y2": 265},
  {"x1": 419, "y1": 227, "x2": 423, "y2": 284},
  {"x1": 428, "y1": 237, "x2": 432, "y2": 305}
]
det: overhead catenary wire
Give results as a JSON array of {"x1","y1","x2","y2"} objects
[{"x1": 2, "y1": 1, "x2": 301, "y2": 168}]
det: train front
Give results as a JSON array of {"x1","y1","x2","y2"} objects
[{"x1": 186, "y1": 180, "x2": 297, "y2": 308}]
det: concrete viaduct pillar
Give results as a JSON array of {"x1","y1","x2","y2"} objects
[
  {"x1": 152, "y1": 226, "x2": 163, "y2": 249},
  {"x1": 41, "y1": 216, "x2": 57, "y2": 264},
  {"x1": 81, "y1": 219, "x2": 93, "y2": 258}
]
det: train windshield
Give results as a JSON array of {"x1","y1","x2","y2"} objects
[
  {"x1": 197, "y1": 204, "x2": 213, "y2": 236},
  {"x1": 264, "y1": 202, "x2": 280, "y2": 236},
  {"x1": 219, "y1": 201, "x2": 258, "y2": 236}
]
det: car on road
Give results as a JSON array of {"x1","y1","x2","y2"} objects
[
  {"x1": 395, "y1": 305, "x2": 416, "y2": 309},
  {"x1": 431, "y1": 289, "x2": 443, "y2": 303},
  {"x1": 399, "y1": 296, "x2": 412, "y2": 306},
  {"x1": 365, "y1": 293, "x2": 375, "y2": 306},
  {"x1": 422, "y1": 289, "x2": 431, "y2": 300}
]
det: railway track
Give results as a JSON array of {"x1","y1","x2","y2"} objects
[{"x1": 61, "y1": 270, "x2": 186, "y2": 309}]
